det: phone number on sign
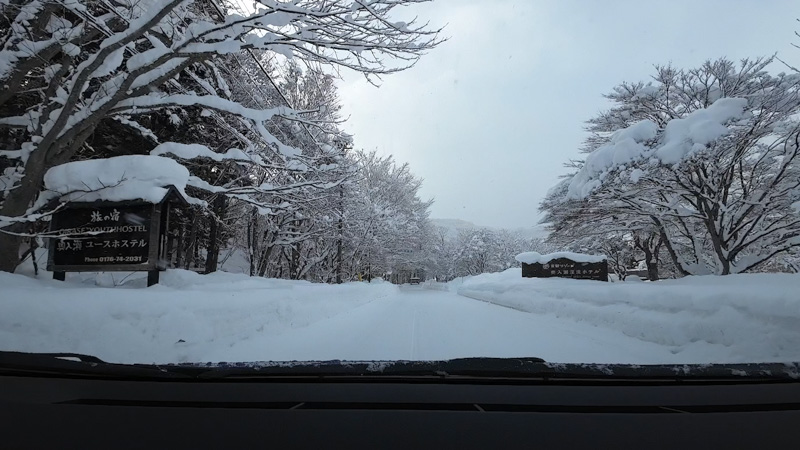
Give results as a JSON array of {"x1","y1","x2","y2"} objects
[{"x1": 86, "y1": 256, "x2": 144, "y2": 263}]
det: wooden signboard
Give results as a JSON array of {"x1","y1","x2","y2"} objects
[
  {"x1": 521, "y1": 257, "x2": 608, "y2": 282},
  {"x1": 46, "y1": 187, "x2": 185, "y2": 286},
  {"x1": 49, "y1": 204, "x2": 154, "y2": 269}
]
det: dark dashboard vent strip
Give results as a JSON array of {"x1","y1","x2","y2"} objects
[
  {"x1": 58, "y1": 400, "x2": 300, "y2": 410},
  {"x1": 56, "y1": 399, "x2": 800, "y2": 414},
  {"x1": 294, "y1": 402, "x2": 479, "y2": 411}
]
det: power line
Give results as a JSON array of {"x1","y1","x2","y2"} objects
[
  {"x1": 210, "y1": 0, "x2": 339, "y2": 151},
  {"x1": 208, "y1": 0, "x2": 293, "y2": 110}
]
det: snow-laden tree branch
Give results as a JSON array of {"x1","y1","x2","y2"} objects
[
  {"x1": 542, "y1": 58, "x2": 800, "y2": 276},
  {"x1": 0, "y1": 0, "x2": 442, "y2": 272}
]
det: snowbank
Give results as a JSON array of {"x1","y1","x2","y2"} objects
[
  {"x1": 3, "y1": 259, "x2": 799, "y2": 365},
  {"x1": 0, "y1": 269, "x2": 397, "y2": 364},
  {"x1": 457, "y1": 269, "x2": 800, "y2": 363},
  {"x1": 515, "y1": 251, "x2": 606, "y2": 264},
  {"x1": 42, "y1": 155, "x2": 190, "y2": 204}
]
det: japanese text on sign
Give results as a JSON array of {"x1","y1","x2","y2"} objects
[
  {"x1": 49, "y1": 204, "x2": 152, "y2": 268},
  {"x1": 522, "y1": 257, "x2": 608, "y2": 281}
]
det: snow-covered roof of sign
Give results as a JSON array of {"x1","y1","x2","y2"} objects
[
  {"x1": 42, "y1": 155, "x2": 191, "y2": 204},
  {"x1": 515, "y1": 251, "x2": 607, "y2": 265}
]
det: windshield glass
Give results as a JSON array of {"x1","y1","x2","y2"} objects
[{"x1": 1, "y1": 0, "x2": 798, "y2": 368}]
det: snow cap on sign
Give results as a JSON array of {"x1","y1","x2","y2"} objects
[
  {"x1": 43, "y1": 155, "x2": 191, "y2": 204},
  {"x1": 515, "y1": 251, "x2": 607, "y2": 265}
]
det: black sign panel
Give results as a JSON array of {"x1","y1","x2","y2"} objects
[
  {"x1": 522, "y1": 258, "x2": 608, "y2": 282},
  {"x1": 49, "y1": 204, "x2": 152, "y2": 268}
]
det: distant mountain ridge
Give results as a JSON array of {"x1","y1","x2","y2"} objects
[{"x1": 431, "y1": 218, "x2": 548, "y2": 240}]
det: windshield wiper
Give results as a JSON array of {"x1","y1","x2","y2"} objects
[
  {"x1": 187, "y1": 358, "x2": 800, "y2": 382},
  {"x1": 0, "y1": 351, "x2": 193, "y2": 379},
  {"x1": 187, "y1": 359, "x2": 800, "y2": 382},
  {"x1": 191, "y1": 357, "x2": 550, "y2": 380},
  {"x1": 27, "y1": 352, "x2": 106, "y2": 363},
  {"x1": 0, "y1": 353, "x2": 553, "y2": 380},
  {"x1": 1, "y1": 351, "x2": 799, "y2": 382}
]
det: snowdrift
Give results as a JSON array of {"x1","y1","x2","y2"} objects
[
  {"x1": 2, "y1": 265, "x2": 799, "y2": 365},
  {"x1": 0, "y1": 269, "x2": 397, "y2": 364},
  {"x1": 458, "y1": 269, "x2": 800, "y2": 363}
]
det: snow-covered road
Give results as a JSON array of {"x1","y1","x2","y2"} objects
[
  {"x1": 203, "y1": 285, "x2": 675, "y2": 364},
  {"x1": 3, "y1": 268, "x2": 799, "y2": 365}
]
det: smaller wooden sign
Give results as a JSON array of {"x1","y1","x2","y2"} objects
[{"x1": 521, "y1": 257, "x2": 608, "y2": 282}]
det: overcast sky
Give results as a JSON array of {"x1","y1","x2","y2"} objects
[{"x1": 336, "y1": 0, "x2": 799, "y2": 229}]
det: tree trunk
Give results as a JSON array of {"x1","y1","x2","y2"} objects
[
  {"x1": 652, "y1": 217, "x2": 690, "y2": 277},
  {"x1": 0, "y1": 231, "x2": 23, "y2": 273},
  {"x1": 175, "y1": 224, "x2": 185, "y2": 269},
  {"x1": 204, "y1": 215, "x2": 220, "y2": 274},
  {"x1": 705, "y1": 218, "x2": 730, "y2": 275},
  {"x1": 646, "y1": 260, "x2": 659, "y2": 281},
  {"x1": 0, "y1": 156, "x2": 50, "y2": 273},
  {"x1": 15, "y1": 236, "x2": 40, "y2": 275},
  {"x1": 247, "y1": 211, "x2": 255, "y2": 276},
  {"x1": 290, "y1": 243, "x2": 300, "y2": 279},
  {"x1": 614, "y1": 264, "x2": 627, "y2": 281},
  {"x1": 193, "y1": 233, "x2": 201, "y2": 269},
  {"x1": 257, "y1": 245, "x2": 274, "y2": 277},
  {"x1": 0, "y1": 117, "x2": 98, "y2": 273},
  {"x1": 166, "y1": 228, "x2": 176, "y2": 268},
  {"x1": 638, "y1": 244, "x2": 660, "y2": 281},
  {"x1": 289, "y1": 221, "x2": 300, "y2": 280},
  {"x1": 184, "y1": 212, "x2": 198, "y2": 270},
  {"x1": 203, "y1": 196, "x2": 226, "y2": 274},
  {"x1": 335, "y1": 186, "x2": 343, "y2": 284},
  {"x1": 30, "y1": 238, "x2": 40, "y2": 276}
]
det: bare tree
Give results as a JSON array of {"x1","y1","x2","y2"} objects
[{"x1": 546, "y1": 58, "x2": 800, "y2": 275}]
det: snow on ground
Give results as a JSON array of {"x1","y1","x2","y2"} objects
[
  {"x1": 0, "y1": 270, "x2": 395, "y2": 364},
  {"x1": 458, "y1": 268, "x2": 800, "y2": 364},
  {"x1": 1, "y1": 264, "x2": 799, "y2": 365}
]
